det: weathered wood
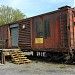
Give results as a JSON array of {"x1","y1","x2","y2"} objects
[
  {"x1": 10, "y1": 50, "x2": 31, "y2": 64},
  {"x1": 0, "y1": 49, "x2": 20, "y2": 52},
  {"x1": 2, "y1": 52, "x2": 6, "y2": 64}
]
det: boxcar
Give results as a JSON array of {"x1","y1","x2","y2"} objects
[
  {"x1": 0, "y1": 6, "x2": 75, "y2": 63},
  {"x1": 0, "y1": 19, "x2": 32, "y2": 50},
  {"x1": 31, "y1": 6, "x2": 75, "y2": 63},
  {"x1": 32, "y1": 6, "x2": 75, "y2": 51}
]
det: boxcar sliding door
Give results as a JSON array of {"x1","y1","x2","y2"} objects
[{"x1": 10, "y1": 24, "x2": 18, "y2": 47}]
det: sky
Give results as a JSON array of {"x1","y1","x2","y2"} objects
[{"x1": 0, "y1": 0, "x2": 74, "y2": 17}]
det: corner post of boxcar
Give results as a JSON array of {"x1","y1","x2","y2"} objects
[
  {"x1": 31, "y1": 18, "x2": 33, "y2": 51},
  {"x1": 1, "y1": 51, "x2": 6, "y2": 64},
  {"x1": 68, "y1": 8, "x2": 74, "y2": 52},
  {"x1": 64, "y1": 6, "x2": 75, "y2": 63},
  {"x1": 7, "y1": 25, "x2": 11, "y2": 48}
]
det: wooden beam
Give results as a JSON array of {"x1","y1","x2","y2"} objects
[
  {"x1": 0, "y1": 49, "x2": 20, "y2": 52},
  {"x1": 2, "y1": 52, "x2": 5, "y2": 64}
]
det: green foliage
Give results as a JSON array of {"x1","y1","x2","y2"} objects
[{"x1": 0, "y1": 5, "x2": 26, "y2": 25}]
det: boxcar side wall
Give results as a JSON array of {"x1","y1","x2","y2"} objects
[
  {"x1": 32, "y1": 9, "x2": 69, "y2": 52},
  {"x1": 32, "y1": 13, "x2": 57, "y2": 51}
]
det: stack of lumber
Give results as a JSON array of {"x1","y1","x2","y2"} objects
[{"x1": 10, "y1": 50, "x2": 31, "y2": 64}]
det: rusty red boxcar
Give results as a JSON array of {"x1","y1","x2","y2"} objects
[
  {"x1": 0, "y1": 6, "x2": 75, "y2": 63},
  {"x1": 32, "y1": 6, "x2": 74, "y2": 51},
  {"x1": 31, "y1": 6, "x2": 75, "y2": 63}
]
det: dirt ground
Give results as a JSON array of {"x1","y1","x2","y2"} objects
[{"x1": 0, "y1": 60, "x2": 75, "y2": 75}]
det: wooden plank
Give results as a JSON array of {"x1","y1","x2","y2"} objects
[
  {"x1": 2, "y1": 52, "x2": 6, "y2": 64},
  {"x1": 0, "y1": 49, "x2": 20, "y2": 51}
]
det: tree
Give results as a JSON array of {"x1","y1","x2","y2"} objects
[{"x1": 0, "y1": 5, "x2": 26, "y2": 25}]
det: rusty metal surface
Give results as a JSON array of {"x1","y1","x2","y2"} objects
[
  {"x1": 32, "y1": 10, "x2": 68, "y2": 51},
  {"x1": 68, "y1": 8, "x2": 75, "y2": 49}
]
